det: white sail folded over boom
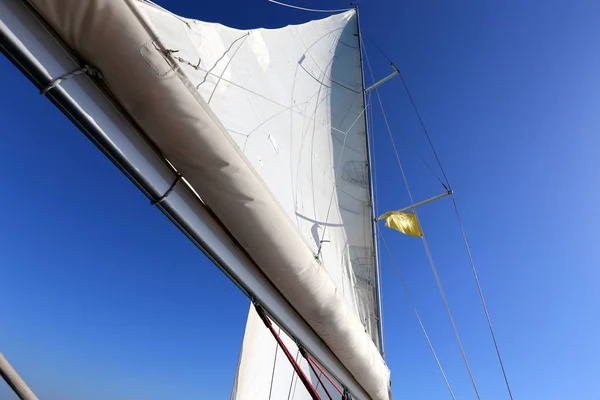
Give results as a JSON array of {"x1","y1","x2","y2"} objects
[{"x1": 22, "y1": 0, "x2": 389, "y2": 398}]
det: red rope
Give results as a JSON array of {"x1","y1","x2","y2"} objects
[
  {"x1": 253, "y1": 303, "x2": 321, "y2": 400},
  {"x1": 305, "y1": 353, "x2": 344, "y2": 396},
  {"x1": 299, "y1": 347, "x2": 334, "y2": 400}
]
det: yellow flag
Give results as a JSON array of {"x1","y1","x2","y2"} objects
[{"x1": 379, "y1": 211, "x2": 422, "y2": 237}]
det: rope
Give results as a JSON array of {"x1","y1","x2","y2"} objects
[
  {"x1": 268, "y1": 0, "x2": 351, "y2": 13},
  {"x1": 379, "y1": 232, "x2": 456, "y2": 400},
  {"x1": 451, "y1": 195, "x2": 515, "y2": 400},
  {"x1": 420, "y1": 232, "x2": 481, "y2": 399},
  {"x1": 305, "y1": 353, "x2": 344, "y2": 396},
  {"x1": 360, "y1": 40, "x2": 447, "y2": 189},
  {"x1": 367, "y1": 35, "x2": 515, "y2": 400},
  {"x1": 299, "y1": 348, "x2": 334, "y2": 400},
  {"x1": 396, "y1": 70, "x2": 450, "y2": 188},
  {"x1": 253, "y1": 302, "x2": 321, "y2": 400},
  {"x1": 360, "y1": 39, "x2": 482, "y2": 400},
  {"x1": 40, "y1": 65, "x2": 102, "y2": 96},
  {"x1": 151, "y1": 173, "x2": 181, "y2": 205},
  {"x1": 163, "y1": 49, "x2": 201, "y2": 70}
]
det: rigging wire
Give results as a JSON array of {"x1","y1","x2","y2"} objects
[
  {"x1": 379, "y1": 232, "x2": 457, "y2": 400},
  {"x1": 360, "y1": 39, "x2": 482, "y2": 400},
  {"x1": 360, "y1": 37, "x2": 448, "y2": 189},
  {"x1": 254, "y1": 302, "x2": 321, "y2": 400},
  {"x1": 267, "y1": 0, "x2": 352, "y2": 13},
  {"x1": 368, "y1": 38, "x2": 515, "y2": 400},
  {"x1": 450, "y1": 195, "x2": 515, "y2": 400}
]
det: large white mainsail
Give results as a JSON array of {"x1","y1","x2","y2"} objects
[
  {"x1": 133, "y1": 6, "x2": 383, "y2": 398},
  {"x1": 132, "y1": 4, "x2": 382, "y2": 399},
  {"x1": 1, "y1": 0, "x2": 389, "y2": 398},
  {"x1": 131, "y1": 4, "x2": 379, "y2": 399}
]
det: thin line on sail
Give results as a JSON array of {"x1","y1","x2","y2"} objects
[{"x1": 197, "y1": 32, "x2": 250, "y2": 89}]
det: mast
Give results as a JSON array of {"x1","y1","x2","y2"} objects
[{"x1": 355, "y1": 6, "x2": 385, "y2": 355}]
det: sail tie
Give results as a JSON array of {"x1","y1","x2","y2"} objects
[
  {"x1": 162, "y1": 49, "x2": 201, "y2": 71},
  {"x1": 253, "y1": 301, "x2": 322, "y2": 400},
  {"x1": 40, "y1": 64, "x2": 102, "y2": 96},
  {"x1": 151, "y1": 173, "x2": 182, "y2": 206}
]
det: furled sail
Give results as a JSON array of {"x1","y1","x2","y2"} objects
[{"x1": 18, "y1": 0, "x2": 389, "y2": 398}]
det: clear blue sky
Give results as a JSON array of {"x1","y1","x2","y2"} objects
[{"x1": 1, "y1": 1, "x2": 599, "y2": 399}]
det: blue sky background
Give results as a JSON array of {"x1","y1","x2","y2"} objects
[{"x1": 1, "y1": 1, "x2": 600, "y2": 399}]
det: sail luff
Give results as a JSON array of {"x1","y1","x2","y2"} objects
[{"x1": 355, "y1": 6, "x2": 385, "y2": 355}]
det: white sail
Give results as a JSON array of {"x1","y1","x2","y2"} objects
[
  {"x1": 133, "y1": 6, "x2": 382, "y2": 398},
  {"x1": 16, "y1": 0, "x2": 389, "y2": 398},
  {"x1": 132, "y1": 6, "x2": 384, "y2": 399}
]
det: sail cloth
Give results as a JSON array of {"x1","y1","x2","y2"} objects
[{"x1": 24, "y1": 0, "x2": 389, "y2": 398}]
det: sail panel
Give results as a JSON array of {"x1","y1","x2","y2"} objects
[
  {"x1": 130, "y1": 7, "x2": 384, "y2": 399},
  {"x1": 135, "y1": 3, "x2": 381, "y2": 348},
  {"x1": 23, "y1": 0, "x2": 389, "y2": 398}
]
